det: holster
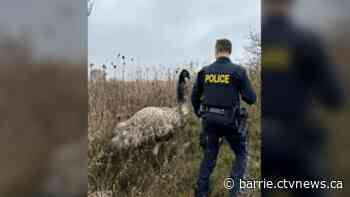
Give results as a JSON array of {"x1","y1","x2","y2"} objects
[
  {"x1": 200, "y1": 105, "x2": 236, "y2": 126},
  {"x1": 236, "y1": 107, "x2": 248, "y2": 136}
]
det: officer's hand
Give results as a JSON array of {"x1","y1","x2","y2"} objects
[
  {"x1": 195, "y1": 110, "x2": 202, "y2": 118},
  {"x1": 199, "y1": 132, "x2": 207, "y2": 148},
  {"x1": 218, "y1": 137, "x2": 224, "y2": 145}
]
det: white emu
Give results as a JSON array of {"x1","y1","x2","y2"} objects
[{"x1": 111, "y1": 69, "x2": 191, "y2": 151}]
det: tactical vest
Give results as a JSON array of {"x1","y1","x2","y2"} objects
[
  {"x1": 202, "y1": 64, "x2": 240, "y2": 109},
  {"x1": 262, "y1": 16, "x2": 310, "y2": 117}
]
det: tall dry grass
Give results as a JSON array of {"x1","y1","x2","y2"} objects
[
  {"x1": 88, "y1": 31, "x2": 261, "y2": 197},
  {"x1": 88, "y1": 63, "x2": 261, "y2": 197}
]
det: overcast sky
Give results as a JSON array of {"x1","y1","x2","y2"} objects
[
  {"x1": 1, "y1": 1, "x2": 348, "y2": 67},
  {"x1": 0, "y1": 0, "x2": 85, "y2": 63},
  {"x1": 88, "y1": 0, "x2": 260, "y2": 69}
]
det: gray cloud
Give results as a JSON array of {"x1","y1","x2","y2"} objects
[{"x1": 88, "y1": 0, "x2": 260, "y2": 67}]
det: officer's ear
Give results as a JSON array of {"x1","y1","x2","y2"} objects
[{"x1": 215, "y1": 51, "x2": 219, "y2": 59}]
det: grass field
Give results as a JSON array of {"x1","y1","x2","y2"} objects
[
  {"x1": 88, "y1": 65, "x2": 261, "y2": 197},
  {"x1": 88, "y1": 31, "x2": 261, "y2": 197}
]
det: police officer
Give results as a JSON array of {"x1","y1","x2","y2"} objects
[
  {"x1": 191, "y1": 39, "x2": 257, "y2": 197},
  {"x1": 262, "y1": 0, "x2": 344, "y2": 197}
]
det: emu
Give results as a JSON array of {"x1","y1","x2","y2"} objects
[{"x1": 111, "y1": 69, "x2": 191, "y2": 152}]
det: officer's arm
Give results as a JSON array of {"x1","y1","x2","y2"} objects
[
  {"x1": 239, "y1": 69, "x2": 257, "y2": 105},
  {"x1": 191, "y1": 70, "x2": 204, "y2": 116},
  {"x1": 302, "y1": 35, "x2": 344, "y2": 108}
]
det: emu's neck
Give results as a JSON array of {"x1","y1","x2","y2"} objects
[
  {"x1": 176, "y1": 69, "x2": 191, "y2": 115},
  {"x1": 175, "y1": 102, "x2": 190, "y2": 116}
]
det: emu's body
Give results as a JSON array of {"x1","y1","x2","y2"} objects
[
  {"x1": 111, "y1": 106, "x2": 182, "y2": 149},
  {"x1": 111, "y1": 70, "x2": 190, "y2": 150}
]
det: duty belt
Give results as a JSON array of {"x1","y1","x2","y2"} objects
[{"x1": 203, "y1": 106, "x2": 226, "y2": 115}]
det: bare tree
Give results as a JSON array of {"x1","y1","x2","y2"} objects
[
  {"x1": 243, "y1": 30, "x2": 261, "y2": 72},
  {"x1": 241, "y1": 30, "x2": 261, "y2": 93},
  {"x1": 88, "y1": 0, "x2": 95, "y2": 16}
]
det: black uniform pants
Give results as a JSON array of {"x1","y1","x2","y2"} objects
[{"x1": 196, "y1": 120, "x2": 247, "y2": 197}]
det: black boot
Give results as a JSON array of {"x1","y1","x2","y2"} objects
[{"x1": 194, "y1": 188, "x2": 208, "y2": 197}]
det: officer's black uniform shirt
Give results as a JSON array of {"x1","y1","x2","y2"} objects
[
  {"x1": 262, "y1": 15, "x2": 344, "y2": 119},
  {"x1": 191, "y1": 57, "x2": 256, "y2": 116}
]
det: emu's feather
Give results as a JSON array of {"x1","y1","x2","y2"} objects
[
  {"x1": 111, "y1": 69, "x2": 191, "y2": 150},
  {"x1": 111, "y1": 107, "x2": 182, "y2": 149}
]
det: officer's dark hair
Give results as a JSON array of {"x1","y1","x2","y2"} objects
[{"x1": 215, "y1": 39, "x2": 232, "y2": 54}]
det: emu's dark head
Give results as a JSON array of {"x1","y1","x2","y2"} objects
[
  {"x1": 178, "y1": 69, "x2": 191, "y2": 84},
  {"x1": 177, "y1": 69, "x2": 191, "y2": 104}
]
